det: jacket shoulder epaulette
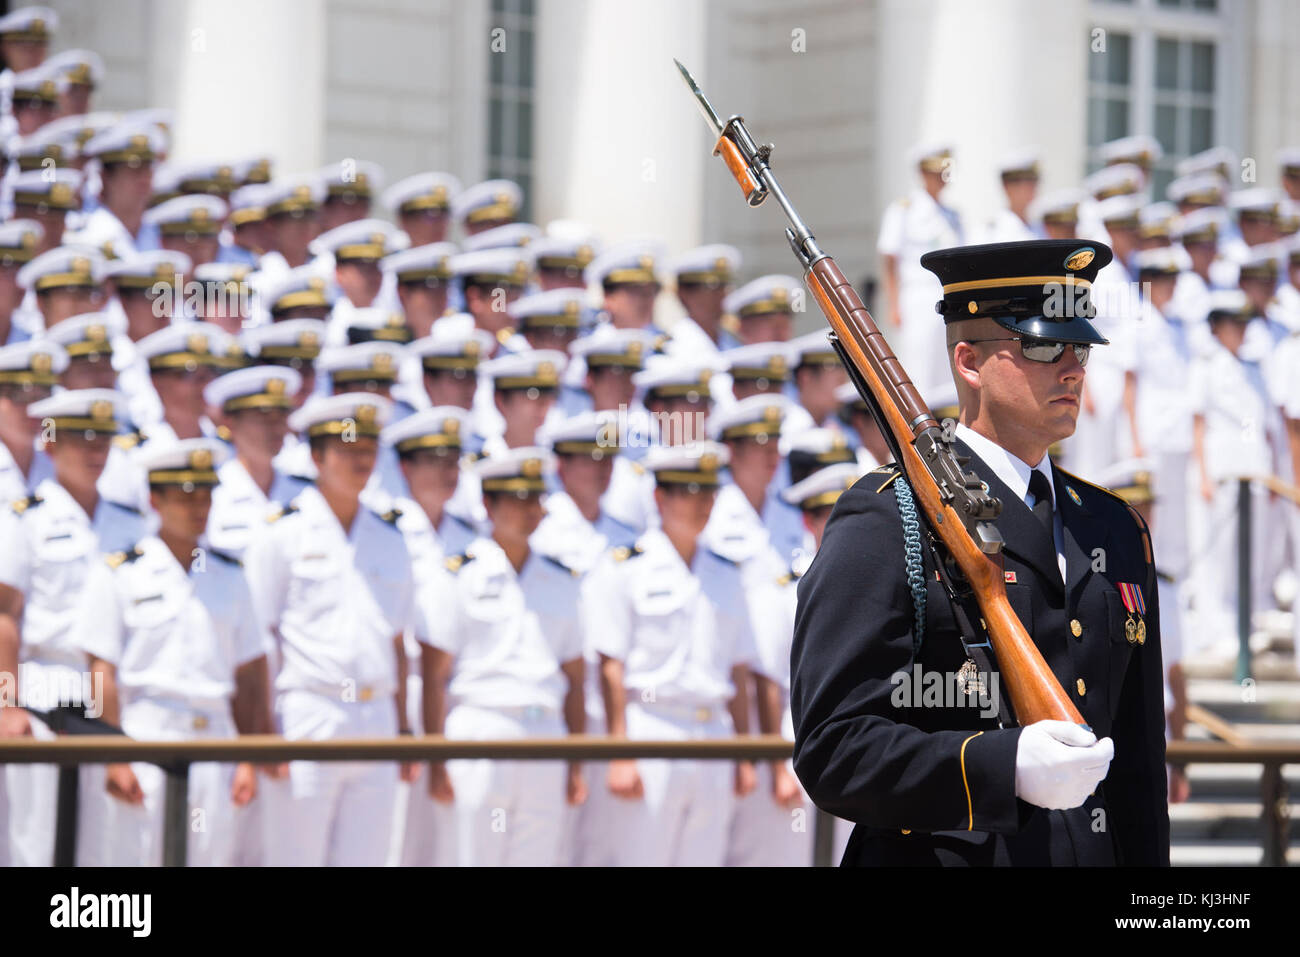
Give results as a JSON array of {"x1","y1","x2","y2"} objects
[
  {"x1": 869, "y1": 462, "x2": 902, "y2": 493},
  {"x1": 10, "y1": 494, "x2": 42, "y2": 516},
  {"x1": 112, "y1": 430, "x2": 143, "y2": 451},
  {"x1": 105, "y1": 545, "x2": 144, "y2": 569},
  {"x1": 611, "y1": 543, "x2": 645, "y2": 562},
  {"x1": 444, "y1": 552, "x2": 475, "y2": 574}
]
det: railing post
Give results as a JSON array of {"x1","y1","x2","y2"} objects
[
  {"x1": 813, "y1": 808, "x2": 836, "y2": 866},
  {"x1": 162, "y1": 762, "x2": 189, "y2": 867},
  {"x1": 1236, "y1": 478, "x2": 1252, "y2": 684},
  {"x1": 1261, "y1": 763, "x2": 1288, "y2": 867},
  {"x1": 52, "y1": 764, "x2": 78, "y2": 867}
]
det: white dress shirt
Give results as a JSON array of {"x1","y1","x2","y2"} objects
[{"x1": 955, "y1": 422, "x2": 1065, "y2": 583}]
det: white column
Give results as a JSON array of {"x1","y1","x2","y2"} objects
[
  {"x1": 153, "y1": 0, "x2": 326, "y2": 175},
  {"x1": 533, "y1": 0, "x2": 707, "y2": 252},
  {"x1": 875, "y1": 0, "x2": 1090, "y2": 239}
]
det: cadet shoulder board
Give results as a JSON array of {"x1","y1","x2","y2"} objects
[
  {"x1": 870, "y1": 462, "x2": 902, "y2": 493},
  {"x1": 10, "y1": 494, "x2": 42, "y2": 515},
  {"x1": 113, "y1": 430, "x2": 144, "y2": 451},
  {"x1": 612, "y1": 544, "x2": 645, "y2": 562},
  {"x1": 541, "y1": 553, "x2": 580, "y2": 578},
  {"x1": 266, "y1": 502, "x2": 299, "y2": 523},
  {"x1": 208, "y1": 548, "x2": 242, "y2": 568},
  {"x1": 105, "y1": 545, "x2": 144, "y2": 569},
  {"x1": 445, "y1": 552, "x2": 475, "y2": 574},
  {"x1": 374, "y1": 507, "x2": 403, "y2": 526}
]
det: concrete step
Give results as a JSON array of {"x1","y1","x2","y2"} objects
[
  {"x1": 1169, "y1": 800, "x2": 1300, "y2": 842},
  {"x1": 1171, "y1": 843, "x2": 1300, "y2": 866},
  {"x1": 1183, "y1": 762, "x2": 1300, "y2": 800},
  {"x1": 1185, "y1": 678, "x2": 1300, "y2": 724}
]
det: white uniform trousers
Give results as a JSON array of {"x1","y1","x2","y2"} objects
[
  {"x1": 99, "y1": 698, "x2": 238, "y2": 867},
  {"x1": 725, "y1": 764, "x2": 813, "y2": 866},
  {"x1": 610, "y1": 700, "x2": 735, "y2": 867},
  {"x1": 387, "y1": 674, "x2": 454, "y2": 866},
  {"x1": 4, "y1": 659, "x2": 106, "y2": 867},
  {"x1": 263, "y1": 689, "x2": 398, "y2": 867},
  {"x1": 444, "y1": 703, "x2": 566, "y2": 867}
]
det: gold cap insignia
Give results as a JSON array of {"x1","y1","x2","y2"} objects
[
  {"x1": 187, "y1": 332, "x2": 209, "y2": 354},
  {"x1": 30, "y1": 352, "x2": 52, "y2": 374},
  {"x1": 189, "y1": 448, "x2": 213, "y2": 469},
  {"x1": 1064, "y1": 248, "x2": 1096, "y2": 271},
  {"x1": 763, "y1": 404, "x2": 782, "y2": 423},
  {"x1": 577, "y1": 244, "x2": 594, "y2": 264},
  {"x1": 769, "y1": 355, "x2": 787, "y2": 375},
  {"x1": 442, "y1": 416, "x2": 460, "y2": 435},
  {"x1": 698, "y1": 452, "x2": 719, "y2": 472},
  {"x1": 20, "y1": 230, "x2": 36, "y2": 250},
  {"x1": 49, "y1": 182, "x2": 73, "y2": 206},
  {"x1": 86, "y1": 323, "x2": 106, "y2": 342},
  {"x1": 638, "y1": 254, "x2": 654, "y2": 270},
  {"x1": 71, "y1": 256, "x2": 90, "y2": 276},
  {"x1": 521, "y1": 457, "x2": 543, "y2": 478},
  {"x1": 298, "y1": 330, "x2": 320, "y2": 349},
  {"x1": 372, "y1": 352, "x2": 394, "y2": 374},
  {"x1": 771, "y1": 287, "x2": 788, "y2": 304},
  {"x1": 627, "y1": 340, "x2": 643, "y2": 359},
  {"x1": 563, "y1": 300, "x2": 580, "y2": 317},
  {"x1": 90, "y1": 399, "x2": 113, "y2": 421},
  {"x1": 308, "y1": 276, "x2": 325, "y2": 292},
  {"x1": 537, "y1": 360, "x2": 556, "y2": 379},
  {"x1": 463, "y1": 339, "x2": 480, "y2": 359},
  {"x1": 356, "y1": 404, "x2": 377, "y2": 426},
  {"x1": 266, "y1": 377, "x2": 287, "y2": 396}
]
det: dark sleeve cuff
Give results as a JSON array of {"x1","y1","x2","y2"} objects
[{"x1": 962, "y1": 726, "x2": 1024, "y2": 834}]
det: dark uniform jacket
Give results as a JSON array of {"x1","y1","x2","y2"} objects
[{"x1": 790, "y1": 439, "x2": 1170, "y2": 866}]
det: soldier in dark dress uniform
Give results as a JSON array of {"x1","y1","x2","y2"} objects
[{"x1": 791, "y1": 240, "x2": 1170, "y2": 866}]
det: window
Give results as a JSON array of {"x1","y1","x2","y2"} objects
[
  {"x1": 487, "y1": 0, "x2": 536, "y2": 222},
  {"x1": 1087, "y1": 0, "x2": 1239, "y2": 200}
]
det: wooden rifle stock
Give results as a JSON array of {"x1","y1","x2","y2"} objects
[{"x1": 673, "y1": 57, "x2": 1082, "y2": 725}]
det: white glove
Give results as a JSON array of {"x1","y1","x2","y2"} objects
[{"x1": 1013, "y1": 720, "x2": 1114, "y2": 810}]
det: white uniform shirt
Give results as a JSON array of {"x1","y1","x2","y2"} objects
[
  {"x1": 63, "y1": 206, "x2": 146, "y2": 259},
  {"x1": 1190, "y1": 341, "x2": 1279, "y2": 482},
  {"x1": 0, "y1": 439, "x2": 52, "y2": 503},
  {"x1": 242, "y1": 484, "x2": 419, "y2": 698},
  {"x1": 979, "y1": 208, "x2": 1038, "y2": 244},
  {"x1": 0, "y1": 479, "x2": 146, "y2": 664},
  {"x1": 422, "y1": 536, "x2": 584, "y2": 713},
  {"x1": 1131, "y1": 299, "x2": 1210, "y2": 455},
  {"x1": 585, "y1": 528, "x2": 758, "y2": 707},
  {"x1": 396, "y1": 495, "x2": 479, "y2": 668},
  {"x1": 749, "y1": 564, "x2": 803, "y2": 740},
  {"x1": 75, "y1": 537, "x2": 268, "y2": 713},
  {"x1": 532, "y1": 489, "x2": 638, "y2": 575},
  {"x1": 206, "y1": 457, "x2": 310, "y2": 558}
]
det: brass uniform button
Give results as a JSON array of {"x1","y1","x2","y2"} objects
[
  {"x1": 1070, "y1": 619, "x2": 1082, "y2": 638},
  {"x1": 901, "y1": 828, "x2": 911, "y2": 835},
  {"x1": 1076, "y1": 678, "x2": 1086, "y2": 696}
]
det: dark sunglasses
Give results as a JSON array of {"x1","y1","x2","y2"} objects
[{"x1": 963, "y1": 336, "x2": 1091, "y2": 368}]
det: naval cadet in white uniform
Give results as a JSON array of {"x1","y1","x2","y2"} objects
[
  {"x1": 584, "y1": 442, "x2": 759, "y2": 867},
  {"x1": 379, "y1": 406, "x2": 478, "y2": 867},
  {"x1": 76, "y1": 438, "x2": 272, "y2": 867},
  {"x1": 0, "y1": 389, "x2": 145, "y2": 866},
  {"x1": 421, "y1": 447, "x2": 587, "y2": 867},
  {"x1": 0, "y1": 340, "x2": 61, "y2": 502},
  {"x1": 242, "y1": 393, "x2": 423, "y2": 866}
]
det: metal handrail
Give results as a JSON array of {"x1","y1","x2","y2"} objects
[{"x1": 2, "y1": 734, "x2": 1295, "y2": 866}]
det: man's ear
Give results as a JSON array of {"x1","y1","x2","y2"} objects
[
  {"x1": 951, "y1": 341, "x2": 982, "y2": 393},
  {"x1": 493, "y1": 391, "x2": 507, "y2": 417}
]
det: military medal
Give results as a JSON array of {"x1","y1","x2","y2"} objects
[
  {"x1": 1118, "y1": 582, "x2": 1146, "y2": 646},
  {"x1": 957, "y1": 657, "x2": 985, "y2": 697}
]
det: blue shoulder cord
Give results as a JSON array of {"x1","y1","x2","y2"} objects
[{"x1": 893, "y1": 475, "x2": 927, "y2": 660}]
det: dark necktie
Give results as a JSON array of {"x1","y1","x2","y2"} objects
[{"x1": 1028, "y1": 469, "x2": 1055, "y2": 539}]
